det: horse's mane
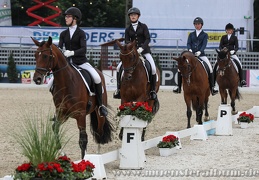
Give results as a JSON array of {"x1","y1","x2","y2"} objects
[{"x1": 39, "y1": 41, "x2": 46, "y2": 47}]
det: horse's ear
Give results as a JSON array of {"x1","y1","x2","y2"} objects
[
  {"x1": 31, "y1": 37, "x2": 40, "y2": 47},
  {"x1": 172, "y1": 56, "x2": 180, "y2": 61},
  {"x1": 116, "y1": 40, "x2": 123, "y2": 50},
  {"x1": 47, "y1": 36, "x2": 52, "y2": 46},
  {"x1": 216, "y1": 49, "x2": 220, "y2": 54}
]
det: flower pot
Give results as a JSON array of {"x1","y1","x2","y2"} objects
[
  {"x1": 240, "y1": 122, "x2": 249, "y2": 129},
  {"x1": 159, "y1": 148, "x2": 176, "y2": 157}
]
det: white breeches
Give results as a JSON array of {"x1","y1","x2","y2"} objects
[
  {"x1": 231, "y1": 55, "x2": 242, "y2": 68},
  {"x1": 79, "y1": 62, "x2": 101, "y2": 84},
  {"x1": 117, "y1": 53, "x2": 156, "y2": 75},
  {"x1": 200, "y1": 56, "x2": 213, "y2": 73}
]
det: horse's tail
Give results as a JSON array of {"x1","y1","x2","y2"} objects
[
  {"x1": 191, "y1": 97, "x2": 204, "y2": 111},
  {"x1": 235, "y1": 88, "x2": 242, "y2": 100},
  {"x1": 90, "y1": 111, "x2": 114, "y2": 144}
]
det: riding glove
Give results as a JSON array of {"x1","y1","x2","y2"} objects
[
  {"x1": 189, "y1": 49, "x2": 192, "y2": 52},
  {"x1": 137, "y1": 47, "x2": 144, "y2": 54},
  {"x1": 195, "y1": 51, "x2": 201, "y2": 57},
  {"x1": 230, "y1": 50, "x2": 235, "y2": 55},
  {"x1": 64, "y1": 50, "x2": 74, "y2": 57}
]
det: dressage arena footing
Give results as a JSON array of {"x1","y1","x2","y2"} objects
[
  {"x1": 2, "y1": 105, "x2": 259, "y2": 180},
  {"x1": 77, "y1": 105, "x2": 259, "y2": 180}
]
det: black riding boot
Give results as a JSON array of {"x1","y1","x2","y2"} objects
[
  {"x1": 233, "y1": 60, "x2": 247, "y2": 87},
  {"x1": 150, "y1": 74, "x2": 157, "y2": 100},
  {"x1": 209, "y1": 73, "x2": 218, "y2": 96},
  {"x1": 113, "y1": 72, "x2": 121, "y2": 99},
  {"x1": 173, "y1": 72, "x2": 182, "y2": 94},
  {"x1": 95, "y1": 83, "x2": 108, "y2": 117}
]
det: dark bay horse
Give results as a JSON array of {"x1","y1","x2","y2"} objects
[
  {"x1": 173, "y1": 51, "x2": 210, "y2": 128},
  {"x1": 116, "y1": 40, "x2": 160, "y2": 140},
  {"x1": 31, "y1": 36, "x2": 113, "y2": 159},
  {"x1": 215, "y1": 48, "x2": 241, "y2": 114}
]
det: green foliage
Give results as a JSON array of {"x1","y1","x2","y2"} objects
[
  {"x1": 7, "y1": 52, "x2": 18, "y2": 83},
  {"x1": 12, "y1": 112, "x2": 70, "y2": 167}
]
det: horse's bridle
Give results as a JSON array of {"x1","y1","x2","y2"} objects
[
  {"x1": 178, "y1": 58, "x2": 198, "y2": 86},
  {"x1": 120, "y1": 48, "x2": 140, "y2": 73},
  {"x1": 217, "y1": 56, "x2": 231, "y2": 76},
  {"x1": 35, "y1": 45, "x2": 68, "y2": 76}
]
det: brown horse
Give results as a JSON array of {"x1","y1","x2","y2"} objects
[
  {"x1": 116, "y1": 40, "x2": 160, "y2": 140},
  {"x1": 215, "y1": 48, "x2": 241, "y2": 114},
  {"x1": 173, "y1": 51, "x2": 210, "y2": 128},
  {"x1": 31, "y1": 36, "x2": 113, "y2": 159}
]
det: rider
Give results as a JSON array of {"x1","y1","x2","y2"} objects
[
  {"x1": 213, "y1": 23, "x2": 247, "y2": 87},
  {"x1": 113, "y1": 7, "x2": 157, "y2": 100},
  {"x1": 58, "y1": 7, "x2": 108, "y2": 117},
  {"x1": 173, "y1": 17, "x2": 218, "y2": 96}
]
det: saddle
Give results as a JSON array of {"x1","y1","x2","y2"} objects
[{"x1": 71, "y1": 63, "x2": 95, "y2": 96}]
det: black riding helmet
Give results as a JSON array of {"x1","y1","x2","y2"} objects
[
  {"x1": 127, "y1": 7, "x2": 141, "y2": 16},
  {"x1": 193, "y1": 17, "x2": 203, "y2": 25},
  {"x1": 225, "y1": 23, "x2": 234, "y2": 30},
  {"x1": 64, "y1": 7, "x2": 82, "y2": 23}
]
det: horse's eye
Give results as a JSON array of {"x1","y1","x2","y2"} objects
[{"x1": 42, "y1": 54, "x2": 48, "y2": 59}]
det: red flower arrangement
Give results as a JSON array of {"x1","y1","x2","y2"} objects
[
  {"x1": 14, "y1": 155, "x2": 95, "y2": 180},
  {"x1": 238, "y1": 112, "x2": 254, "y2": 124},
  {"x1": 117, "y1": 101, "x2": 153, "y2": 122},
  {"x1": 157, "y1": 134, "x2": 179, "y2": 148}
]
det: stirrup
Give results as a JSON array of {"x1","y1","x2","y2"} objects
[
  {"x1": 98, "y1": 105, "x2": 108, "y2": 117},
  {"x1": 211, "y1": 88, "x2": 218, "y2": 96},
  {"x1": 113, "y1": 89, "x2": 121, "y2": 99},
  {"x1": 173, "y1": 88, "x2": 181, "y2": 94},
  {"x1": 150, "y1": 91, "x2": 157, "y2": 100},
  {"x1": 240, "y1": 80, "x2": 247, "y2": 87}
]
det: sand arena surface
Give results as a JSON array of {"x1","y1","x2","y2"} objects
[{"x1": 0, "y1": 85, "x2": 258, "y2": 179}]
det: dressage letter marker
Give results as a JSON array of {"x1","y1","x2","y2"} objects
[
  {"x1": 119, "y1": 115, "x2": 147, "y2": 169},
  {"x1": 216, "y1": 105, "x2": 233, "y2": 135}
]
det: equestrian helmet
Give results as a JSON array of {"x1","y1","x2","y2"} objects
[
  {"x1": 225, "y1": 23, "x2": 234, "y2": 30},
  {"x1": 64, "y1": 7, "x2": 82, "y2": 21},
  {"x1": 193, "y1": 17, "x2": 203, "y2": 25},
  {"x1": 128, "y1": 7, "x2": 141, "y2": 16}
]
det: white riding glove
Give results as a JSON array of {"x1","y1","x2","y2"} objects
[
  {"x1": 189, "y1": 49, "x2": 192, "y2": 52},
  {"x1": 64, "y1": 50, "x2": 74, "y2": 57},
  {"x1": 195, "y1": 51, "x2": 201, "y2": 57},
  {"x1": 230, "y1": 50, "x2": 235, "y2": 55},
  {"x1": 137, "y1": 47, "x2": 144, "y2": 54}
]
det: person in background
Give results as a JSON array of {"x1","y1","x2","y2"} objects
[
  {"x1": 213, "y1": 23, "x2": 247, "y2": 87},
  {"x1": 173, "y1": 17, "x2": 218, "y2": 96},
  {"x1": 113, "y1": 7, "x2": 157, "y2": 100},
  {"x1": 59, "y1": 7, "x2": 108, "y2": 117}
]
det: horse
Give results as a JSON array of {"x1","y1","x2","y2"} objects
[
  {"x1": 116, "y1": 40, "x2": 160, "y2": 140},
  {"x1": 215, "y1": 48, "x2": 241, "y2": 114},
  {"x1": 173, "y1": 51, "x2": 210, "y2": 128},
  {"x1": 31, "y1": 36, "x2": 113, "y2": 159}
]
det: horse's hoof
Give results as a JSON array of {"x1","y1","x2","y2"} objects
[
  {"x1": 231, "y1": 110, "x2": 238, "y2": 115},
  {"x1": 204, "y1": 116, "x2": 210, "y2": 122}
]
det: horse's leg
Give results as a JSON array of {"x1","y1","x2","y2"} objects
[
  {"x1": 77, "y1": 117, "x2": 88, "y2": 159},
  {"x1": 187, "y1": 107, "x2": 192, "y2": 128},
  {"x1": 204, "y1": 96, "x2": 210, "y2": 121},
  {"x1": 196, "y1": 106, "x2": 203, "y2": 125},
  {"x1": 229, "y1": 89, "x2": 238, "y2": 115}
]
